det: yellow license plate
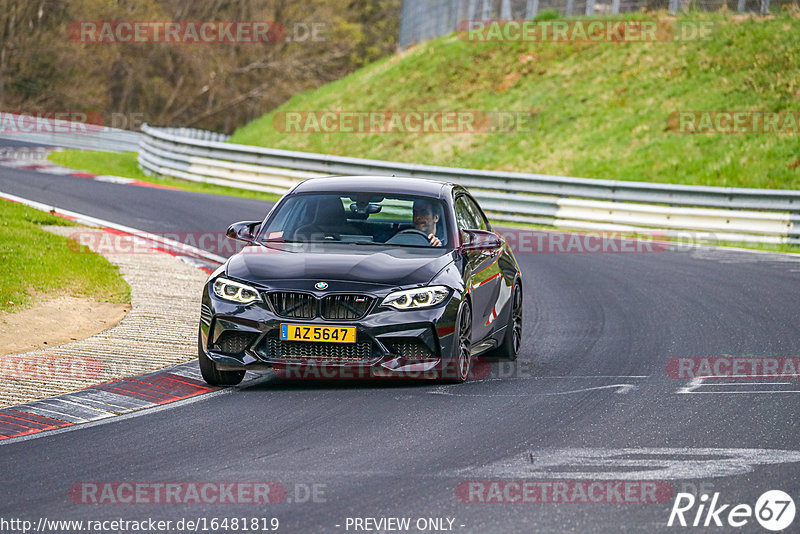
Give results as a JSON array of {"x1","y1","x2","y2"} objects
[{"x1": 280, "y1": 324, "x2": 356, "y2": 343}]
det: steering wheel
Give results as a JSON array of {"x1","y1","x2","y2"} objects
[{"x1": 386, "y1": 228, "x2": 432, "y2": 246}]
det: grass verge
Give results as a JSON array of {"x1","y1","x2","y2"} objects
[{"x1": 0, "y1": 199, "x2": 130, "y2": 313}]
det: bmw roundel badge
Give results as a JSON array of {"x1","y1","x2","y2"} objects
[{"x1": 315, "y1": 282, "x2": 329, "y2": 290}]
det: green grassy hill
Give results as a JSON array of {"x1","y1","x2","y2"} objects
[{"x1": 230, "y1": 11, "x2": 800, "y2": 190}]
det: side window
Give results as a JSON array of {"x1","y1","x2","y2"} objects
[
  {"x1": 465, "y1": 196, "x2": 490, "y2": 231},
  {"x1": 454, "y1": 196, "x2": 476, "y2": 230}
]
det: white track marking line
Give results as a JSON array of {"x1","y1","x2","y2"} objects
[
  {"x1": 676, "y1": 376, "x2": 800, "y2": 394},
  {"x1": 686, "y1": 391, "x2": 800, "y2": 394},
  {"x1": 430, "y1": 383, "x2": 638, "y2": 397},
  {"x1": 461, "y1": 447, "x2": 800, "y2": 480},
  {"x1": 478, "y1": 375, "x2": 650, "y2": 382},
  {"x1": 702, "y1": 382, "x2": 791, "y2": 386}
]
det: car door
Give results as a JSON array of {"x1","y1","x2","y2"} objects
[
  {"x1": 467, "y1": 195, "x2": 515, "y2": 334},
  {"x1": 455, "y1": 194, "x2": 503, "y2": 341}
]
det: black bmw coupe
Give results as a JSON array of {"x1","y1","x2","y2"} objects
[{"x1": 198, "y1": 176, "x2": 523, "y2": 386}]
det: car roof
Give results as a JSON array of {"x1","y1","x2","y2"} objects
[{"x1": 291, "y1": 175, "x2": 457, "y2": 198}]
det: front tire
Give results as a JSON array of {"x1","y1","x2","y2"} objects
[
  {"x1": 198, "y1": 329, "x2": 245, "y2": 386},
  {"x1": 440, "y1": 302, "x2": 472, "y2": 383}
]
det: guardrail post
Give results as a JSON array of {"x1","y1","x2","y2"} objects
[
  {"x1": 586, "y1": 0, "x2": 596, "y2": 15},
  {"x1": 451, "y1": 0, "x2": 459, "y2": 33},
  {"x1": 467, "y1": 0, "x2": 478, "y2": 20},
  {"x1": 398, "y1": 0, "x2": 410, "y2": 47},
  {"x1": 566, "y1": 0, "x2": 575, "y2": 15},
  {"x1": 526, "y1": 0, "x2": 539, "y2": 17},
  {"x1": 500, "y1": 0, "x2": 512, "y2": 18},
  {"x1": 760, "y1": 0, "x2": 770, "y2": 14},
  {"x1": 451, "y1": 0, "x2": 461, "y2": 28},
  {"x1": 481, "y1": 0, "x2": 492, "y2": 19},
  {"x1": 611, "y1": 0, "x2": 620, "y2": 14},
  {"x1": 668, "y1": 0, "x2": 679, "y2": 13},
  {"x1": 737, "y1": 0, "x2": 746, "y2": 11},
  {"x1": 436, "y1": 0, "x2": 448, "y2": 36}
]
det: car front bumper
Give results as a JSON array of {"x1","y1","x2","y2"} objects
[{"x1": 199, "y1": 282, "x2": 464, "y2": 380}]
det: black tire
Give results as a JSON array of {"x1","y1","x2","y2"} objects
[
  {"x1": 493, "y1": 282, "x2": 523, "y2": 361},
  {"x1": 198, "y1": 329, "x2": 245, "y2": 386},
  {"x1": 439, "y1": 302, "x2": 473, "y2": 383}
]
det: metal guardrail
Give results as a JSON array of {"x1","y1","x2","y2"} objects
[
  {"x1": 139, "y1": 124, "x2": 800, "y2": 245},
  {"x1": 4, "y1": 111, "x2": 791, "y2": 245},
  {"x1": 0, "y1": 114, "x2": 140, "y2": 153}
]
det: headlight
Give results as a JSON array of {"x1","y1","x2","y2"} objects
[
  {"x1": 213, "y1": 277, "x2": 260, "y2": 304},
  {"x1": 382, "y1": 286, "x2": 450, "y2": 310}
]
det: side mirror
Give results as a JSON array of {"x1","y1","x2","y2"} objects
[
  {"x1": 460, "y1": 229, "x2": 502, "y2": 251},
  {"x1": 226, "y1": 221, "x2": 261, "y2": 243}
]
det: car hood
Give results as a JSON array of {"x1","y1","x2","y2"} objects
[{"x1": 225, "y1": 242, "x2": 456, "y2": 290}]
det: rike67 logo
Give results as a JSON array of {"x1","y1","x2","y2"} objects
[{"x1": 668, "y1": 490, "x2": 796, "y2": 531}]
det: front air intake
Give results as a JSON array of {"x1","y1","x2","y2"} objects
[
  {"x1": 268, "y1": 292, "x2": 317, "y2": 319},
  {"x1": 320, "y1": 294, "x2": 374, "y2": 320}
]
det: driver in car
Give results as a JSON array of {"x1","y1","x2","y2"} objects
[{"x1": 412, "y1": 199, "x2": 443, "y2": 247}]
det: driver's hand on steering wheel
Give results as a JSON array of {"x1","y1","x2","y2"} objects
[{"x1": 428, "y1": 234, "x2": 442, "y2": 247}]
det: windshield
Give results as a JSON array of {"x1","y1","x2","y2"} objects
[{"x1": 258, "y1": 192, "x2": 452, "y2": 248}]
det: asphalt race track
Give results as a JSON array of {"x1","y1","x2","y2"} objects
[{"x1": 2, "y1": 149, "x2": 800, "y2": 533}]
